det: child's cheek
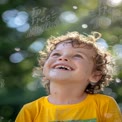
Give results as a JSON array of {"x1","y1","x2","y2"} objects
[
  {"x1": 43, "y1": 58, "x2": 53, "y2": 71},
  {"x1": 43, "y1": 60, "x2": 50, "y2": 74}
]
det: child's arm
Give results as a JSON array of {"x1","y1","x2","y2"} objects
[{"x1": 103, "y1": 97, "x2": 122, "y2": 122}]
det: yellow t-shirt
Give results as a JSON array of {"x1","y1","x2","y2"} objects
[{"x1": 15, "y1": 94, "x2": 122, "y2": 122}]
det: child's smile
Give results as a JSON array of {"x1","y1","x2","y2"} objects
[{"x1": 53, "y1": 64, "x2": 73, "y2": 71}]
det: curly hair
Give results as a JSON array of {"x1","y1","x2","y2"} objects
[{"x1": 34, "y1": 31, "x2": 115, "y2": 94}]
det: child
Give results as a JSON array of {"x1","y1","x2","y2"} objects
[{"x1": 15, "y1": 31, "x2": 122, "y2": 122}]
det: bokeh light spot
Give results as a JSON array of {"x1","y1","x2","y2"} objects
[
  {"x1": 59, "y1": 11, "x2": 78, "y2": 23},
  {"x1": 9, "y1": 52, "x2": 25, "y2": 63}
]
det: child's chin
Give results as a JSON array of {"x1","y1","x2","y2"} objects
[
  {"x1": 50, "y1": 75, "x2": 72, "y2": 82},
  {"x1": 50, "y1": 72, "x2": 71, "y2": 77}
]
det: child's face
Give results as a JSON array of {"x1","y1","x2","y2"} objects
[{"x1": 43, "y1": 41, "x2": 97, "y2": 86}]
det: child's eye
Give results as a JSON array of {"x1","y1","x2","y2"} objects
[
  {"x1": 74, "y1": 54, "x2": 83, "y2": 58},
  {"x1": 52, "y1": 53, "x2": 61, "y2": 57}
]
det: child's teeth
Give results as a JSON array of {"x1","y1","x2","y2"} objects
[{"x1": 55, "y1": 65, "x2": 71, "y2": 70}]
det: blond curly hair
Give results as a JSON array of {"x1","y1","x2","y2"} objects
[{"x1": 34, "y1": 31, "x2": 115, "y2": 94}]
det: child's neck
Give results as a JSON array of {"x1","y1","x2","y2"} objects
[{"x1": 48, "y1": 82, "x2": 88, "y2": 105}]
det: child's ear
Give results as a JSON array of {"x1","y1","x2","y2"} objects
[{"x1": 89, "y1": 71, "x2": 102, "y2": 84}]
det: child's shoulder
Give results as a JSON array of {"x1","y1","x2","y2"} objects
[
  {"x1": 22, "y1": 96, "x2": 48, "y2": 110},
  {"x1": 88, "y1": 93, "x2": 116, "y2": 104},
  {"x1": 91, "y1": 93, "x2": 112, "y2": 98}
]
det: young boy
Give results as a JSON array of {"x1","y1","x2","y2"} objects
[{"x1": 15, "y1": 31, "x2": 122, "y2": 122}]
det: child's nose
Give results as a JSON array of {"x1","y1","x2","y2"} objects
[{"x1": 58, "y1": 56, "x2": 69, "y2": 61}]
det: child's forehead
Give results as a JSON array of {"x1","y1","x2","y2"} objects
[
  {"x1": 54, "y1": 40, "x2": 90, "y2": 50},
  {"x1": 53, "y1": 41, "x2": 97, "y2": 56},
  {"x1": 56, "y1": 41, "x2": 75, "y2": 48}
]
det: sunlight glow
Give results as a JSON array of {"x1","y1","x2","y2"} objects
[{"x1": 107, "y1": 0, "x2": 122, "y2": 7}]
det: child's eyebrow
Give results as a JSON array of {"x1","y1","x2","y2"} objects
[
  {"x1": 76, "y1": 50, "x2": 85, "y2": 54},
  {"x1": 52, "y1": 49, "x2": 60, "y2": 52},
  {"x1": 76, "y1": 51, "x2": 87, "y2": 56}
]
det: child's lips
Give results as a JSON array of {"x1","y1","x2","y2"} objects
[{"x1": 52, "y1": 63, "x2": 74, "y2": 71}]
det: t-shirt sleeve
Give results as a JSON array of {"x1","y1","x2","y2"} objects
[
  {"x1": 104, "y1": 97, "x2": 122, "y2": 122},
  {"x1": 15, "y1": 105, "x2": 34, "y2": 122}
]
